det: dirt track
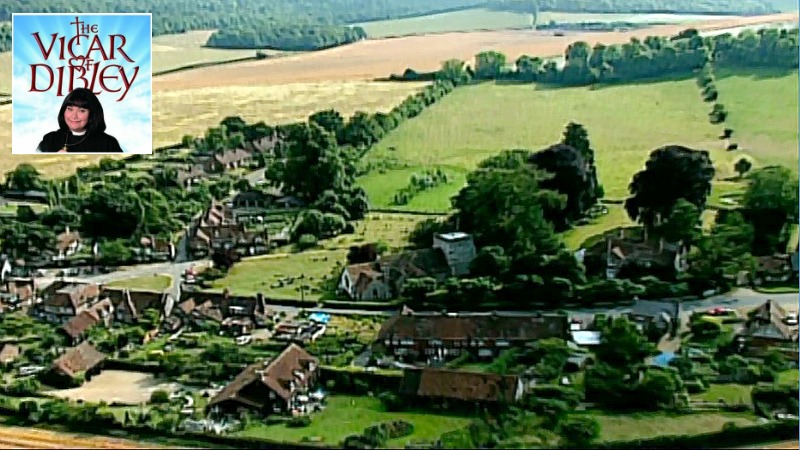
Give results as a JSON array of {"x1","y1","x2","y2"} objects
[
  {"x1": 0, "y1": 425, "x2": 166, "y2": 449},
  {"x1": 154, "y1": 13, "x2": 798, "y2": 90}
]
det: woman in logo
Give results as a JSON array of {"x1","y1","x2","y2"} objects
[{"x1": 36, "y1": 88, "x2": 123, "y2": 153}]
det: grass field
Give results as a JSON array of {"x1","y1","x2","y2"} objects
[
  {"x1": 235, "y1": 395, "x2": 473, "y2": 446},
  {"x1": 714, "y1": 68, "x2": 798, "y2": 171},
  {"x1": 356, "y1": 9, "x2": 736, "y2": 39},
  {"x1": 777, "y1": 368, "x2": 799, "y2": 386},
  {"x1": 365, "y1": 77, "x2": 728, "y2": 202},
  {"x1": 151, "y1": 81, "x2": 426, "y2": 148},
  {"x1": 209, "y1": 213, "x2": 435, "y2": 298},
  {"x1": 105, "y1": 275, "x2": 173, "y2": 291},
  {"x1": 588, "y1": 411, "x2": 760, "y2": 441},
  {"x1": 692, "y1": 383, "x2": 753, "y2": 405}
]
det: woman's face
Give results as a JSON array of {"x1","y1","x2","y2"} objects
[{"x1": 64, "y1": 105, "x2": 89, "y2": 132}]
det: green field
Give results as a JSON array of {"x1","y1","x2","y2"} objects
[
  {"x1": 105, "y1": 275, "x2": 173, "y2": 291},
  {"x1": 714, "y1": 68, "x2": 799, "y2": 171},
  {"x1": 692, "y1": 383, "x2": 753, "y2": 406},
  {"x1": 777, "y1": 369, "x2": 799, "y2": 386},
  {"x1": 365, "y1": 76, "x2": 729, "y2": 204},
  {"x1": 209, "y1": 213, "x2": 437, "y2": 298},
  {"x1": 356, "y1": 9, "x2": 732, "y2": 38},
  {"x1": 235, "y1": 395, "x2": 473, "y2": 447},
  {"x1": 587, "y1": 411, "x2": 760, "y2": 441}
]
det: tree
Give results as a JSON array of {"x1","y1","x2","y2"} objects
[
  {"x1": 658, "y1": 198, "x2": 702, "y2": 243},
  {"x1": 309, "y1": 109, "x2": 346, "y2": 142},
  {"x1": 625, "y1": 145, "x2": 715, "y2": 234},
  {"x1": 594, "y1": 316, "x2": 656, "y2": 371},
  {"x1": 5, "y1": 164, "x2": 42, "y2": 191},
  {"x1": 98, "y1": 240, "x2": 133, "y2": 266},
  {"x1": 688, "y1": 211, "x2": 756, "y2": 290},
  {"x1": 149, "y1": 390, "x2": 169, "y2": 404},
  {"x1": 741, "y1": 166, "x2": 799, "y2": 255},
  {"x1": 470, "y1": 246, "x2": 510, "y2": 278},
  {"x1": 475, "y1": 50, "x2": 507, "y2": 79},
  {"x1": 452, "y1": 158, "x2": 564, "y2": 257},
  {"x1": 734, "y1": 158, "x2": 752, "y2": 178},
  {"x1": 635, "y1": 369, "x2": 681, "y2": 410},
  {"x1": 437, "y1": 59, "x2": 472, "y2": 86},
  {"x1": 558, "y1": 416, "x2": 600, "y2": 446}
]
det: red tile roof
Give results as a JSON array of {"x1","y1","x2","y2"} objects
[{"x1": 52, "y1": 342, "x2": 105, "y2": 377}]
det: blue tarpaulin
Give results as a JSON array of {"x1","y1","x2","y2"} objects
[
  {"x1": 652, "y1": 351, "x2": 677, "y2": 367},
  {"x1": 309, "y1": 312, "x2": 331, "y2": 324}
]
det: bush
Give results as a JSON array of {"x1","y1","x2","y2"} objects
[
  {"x1": 287, "y1": 416, "x2": 311, "y2": 427},
  {"x1": 685, "y1": 380, "x2": 707, "y2": 394},
  {"x1": 297, "y1": 234, "x2": 318, "y2": 250},
  {"x1": 149, "y1": 390, "x2": 170, "y2": 404}
]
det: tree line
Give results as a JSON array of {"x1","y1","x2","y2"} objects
[
  {"x1": 395, "y1": 26, "x2": 798, "y2": 87},
  {"x1": 490, "y1": 0, "x2": 780, "y2": 15},
  {"x1": 0, "y1": 0, "x2": 485, "y2": 51}
]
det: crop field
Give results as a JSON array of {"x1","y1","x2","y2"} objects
[
  {"x1": 151, "y1": 30, "x2": 292, "y2": 73},
  {"x1": 357, "y1": 9, "x2": 735, "y2": 39},
  {"x1": 151, "y1": 81, "x2": 426, "y2": 148},
  {"x1": 0, "y1": 424, "x2": 170, "y2": 449},
  {"x1": 152, "y1": 13, "x2": 797, "y2": 90},
  {"x1": 714, "y1": 68, "x2": 799, "y2": 170},
  {"x1": 364, "y1": 76, "x2": 731, "y2": 202}
]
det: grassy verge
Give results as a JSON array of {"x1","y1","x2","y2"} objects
[{"x1": 105, "y1": 275, "x2": 173, "y2": 291}]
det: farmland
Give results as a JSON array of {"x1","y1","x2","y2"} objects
[
  {"x1": 0, "y1": 424, "x2": 171, "y2": 449},
  {"x1": 152, "y1": 13, "x2": 797, "y2": 90},
  {"x1": 356, "y1": 8, "x2": 735, "y2": 38},
  {"x1": 363, "y1": 76, "x2": 727, "y2": 202}
]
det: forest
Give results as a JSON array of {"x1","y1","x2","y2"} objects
[{"x1": 0, "y1": 0, "x2": 788, "y2": 52}]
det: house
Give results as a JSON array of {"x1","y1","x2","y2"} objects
[
  {"x1": 232, "y1": 190, "x2": 275, "y2": 210},
  {"x1": 49, "y1": 341, "x2": 105, "y2": 384},
  {"x1": 198, "y1": 149, "x2": 253, "y2": 173},
  {"x1": 0, "y1": 344, "x2": 20, "y2": 364},
  {"x1": 339, "y1": 248, "x2": 451, "y2": 301},
  {"x1": 61, "y1": 298, "x2": 114, "y2": 344},
  {"x1": 374, "y1": 310, "x2": 569, "y2": 362},
  {"x1": 432, "y1": 232, "x2": 477, "y2": 277},
  {"x1": 189, "y1": 224, "x2": 269, "y2": 258},
  {"x1": 39, "y1": 281, "x2": 102, "y2": 323},
  {"x1": 752, "y1": 254, "x2": 792, "y2": 285},
  {"x1": 590, "y1": 229, "x2": 689, "y2": 280},
  {"x1": 0, "y1": 277, "x2": 36, "y2": 310},
  {"x1": 625, "y1": 298, "x2": 682, "y2": 336},
  {"x1": 400, "y1": 368, "x2": 523, "y2": 406},
  {"x1": 740, "y1": 300, "x2": 798, "y2": 354},
  {"x1": 103, "y1": 287, "x2": 167, "y2": 324},
  {"x1": 175, "y1": 291, "x2": 268, "y2": 333},
  {"x1": 55, "y1": 227, "x2": 82, "y2": 260},
  {"x1": 207, "y1": 344, "x2": 318, "y2": 417},
  {"x1": 0, "y1": 190, "x2": 48, "y2": 204},
  {"x1": 174, "y1": 165, "x2": 208, "y2": 188},
  {"x1": 244, "y1": 134, "x2": 281, "y2": 156},
  {"x1": 137, "y1": 236, "x2": 176, "y2": 261}
]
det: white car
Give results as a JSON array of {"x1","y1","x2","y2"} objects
[{"x1": 784, "y1": 314, "x2": 798, "y2": 326}]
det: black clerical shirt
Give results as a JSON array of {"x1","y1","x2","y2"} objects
[{"x1": 37, "y1": 130, "x2": 123, "y2": 153}]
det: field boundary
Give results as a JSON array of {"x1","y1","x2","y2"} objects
[{"x1": 152, "y1": 55, "x2": 261, "y2": 77}]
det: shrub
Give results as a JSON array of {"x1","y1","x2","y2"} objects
[
  {"x1": 288, "y1": 416, "x2": 311, "y2": 427},
  {"x1": 297, "y1": 234, "x2": 318, "y2": 250},
  {"x1": 149, "y1": 390, "x2": 169, "y2": 404}
]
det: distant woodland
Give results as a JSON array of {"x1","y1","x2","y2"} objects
[{"x1": 0, "y1": 0, "x2": 787, "y2": 52}]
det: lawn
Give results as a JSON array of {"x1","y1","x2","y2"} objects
[
  {"x1": 776, "y1": 369, "x2": 799, "y2": 386},
  {"x1": 714, "y1": 68, "x2": 798, "y2": 171},
  {"x1": 105, "y1": 275, "x2": 173, "y2": 291},
  {"x1": 588, "y1": 411, "x2": 760, "y2": 441},
  {"x1": 365, "y1": 76, "x2": 727, "y2": 201},
  {"x1": 235, "y1": 395, "x2": 473, "y2": 447},
  {"x1": 209, "y1": 213, "x2": 435, "y2": 298},
  {"x1": 563, "y1": 204, "x2": 633, "y2": 249},
  {"x1": 692, "y1": 383, "x2": 753, "y2": 406},
  {"x1": 357, "y1": 165, "x2": 468, "y2": 212},
  {"x1": 355, "y1": 9, "x2": 732, "y2": 38}
]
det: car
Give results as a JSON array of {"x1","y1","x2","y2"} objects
[{"x1": 784, "y1": 313, "x2": 798, "y2": 326}]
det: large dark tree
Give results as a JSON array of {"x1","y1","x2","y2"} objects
[
  {"x1": 452, "y1": 154, "x2": 564, "y2": 257},
  {"x1": 625, "y1": 145, "x2": 715, "y2": 235},
  {"x1": 741, "y1": 166, "x2": 799, "y2": 255},
  {"x1": 530, "y1": 143, "x2": 596, "y2": 230}
]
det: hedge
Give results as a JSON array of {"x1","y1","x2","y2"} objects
[{"x1": 587, "y1": 419, "x2": 799, "y2": 449}]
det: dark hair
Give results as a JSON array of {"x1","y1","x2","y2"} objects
[{"x1": 57, "y1": 88, "x2": 106, "y2": 134}]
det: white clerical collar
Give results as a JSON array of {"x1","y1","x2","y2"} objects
[{"x1": 71, "y1": 130, "x2": 86, "y2": 136}]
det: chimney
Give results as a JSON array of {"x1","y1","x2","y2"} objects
[
  {"x1": 619, "y1": 228, "x2": 624, "y2": 239},
  {"x1": 65, "y1": 225, "x2": 70, "y2": 235}
]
